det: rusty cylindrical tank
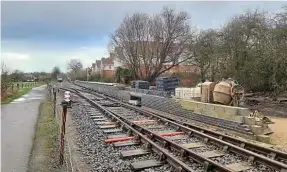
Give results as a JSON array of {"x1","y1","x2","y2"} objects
[{"x1": 213, "y1": 80, "x2": 235, "y2": 105}]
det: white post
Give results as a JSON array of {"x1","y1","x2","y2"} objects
[{"x1": 86, "y1": 67, "x2": 88, "y2": 81}]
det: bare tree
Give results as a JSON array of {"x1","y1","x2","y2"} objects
[
  {"x1": 1, "y1": 62, "x2": 11, "y2": 95},
  {"x1": 10, "y1": 69, "x2": 25, "y2": 82},
  {"x1": 110, "y1": 7, "x2": 194, "y2": 82},
  {"x1": 51, "y1": 66, "x2": 61, "y2": 80},
  {"x1": 67, "y1": 59, "x2": 83, "y2": 80}
]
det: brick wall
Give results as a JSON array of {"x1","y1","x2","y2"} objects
[{"x1": 103, "y1": 70, "x2": 115, "y2": 79}]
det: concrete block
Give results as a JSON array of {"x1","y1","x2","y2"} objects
[
  {"x1": 205, "y1": 104, "x2": 215, "y2": 111},
  {"x1": 201, "y1": 109, "x2": 214, "y2": 117},
  {"x1": 194, "y1": 108, "x2": 202, "y2": 114},
  {"x1": 237, "y1": 107, "x2": 251, "y2": 116},
  {"x1": 243, "y1": 116, "x2": 256, "y2": 125},
  {"x1": 185, "y1": 101, "x2": 198, "y2": 110},
  {"x1": 197, "y1": 103, "x2": 205, "y2": 110},
  {"x1": 262, "y1": 125, "x2": 273, "y2": 135},
  {"x1": 180, "y1": 101, "x2": 200, "y2": 112},
  {"x1": 234, "y1": 116, "x2": 244, "y2": 123},
  {"x1": 250, "y1": 125, "x2": 263, "y2": 135},
  {"x1": 216, "y1": 112, "x2": 236, "y2": 121},
  {"x1": 223, "y1": 106, "x2": 239, "y2": 116},
  {"x1": 255, "y1": 120, "x2": 263, "y2": 126},
  {"x1": 257, "y1": 135, "x2": 270, "y2": 144},
  {"x1": 214, "y1": 106, "x2": 225, "y2": 114}
]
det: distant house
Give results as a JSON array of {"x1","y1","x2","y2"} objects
[
  {"x1": 92, "y1": 63, "x2": 96, "y2": 71},
  {"x1": 92, "y1": 53, "x2": 122, "y2": 79},
  {"x1": 163, "y1": 64, "x2": 200, "y2": 74},
  {"x1": 100, "y1": 57, "x2": 115, "y2": 79},
  {"x1": 24, "y1": 73, "x2": 37, "y2": 82},
  {"x1": 92, "y1": 50, "x2": 199, "y2": 83}
]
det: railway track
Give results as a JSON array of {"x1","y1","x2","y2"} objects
[
  {"x1": 73, "y1": 83, "x2": 287, "y2": 164},
  {"x1": 60, "y1": 84, "x2": 287, "y2": 172}
]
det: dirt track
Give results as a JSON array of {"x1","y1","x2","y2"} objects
[{"x1": 269, "y1": 117, "x2": 287, "y2": 148}]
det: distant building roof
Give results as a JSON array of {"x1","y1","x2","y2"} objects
[
  {"x1": 101, "y1": 57, "x2": 114, "y2": 65},
  {"x1": 96, "y1": 60, "x2": 101, "y2": 68}
]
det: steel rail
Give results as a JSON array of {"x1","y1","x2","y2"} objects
[
  {"x1": 70, "y1": 88, "x2": 237, "y2": 172},
  {"x1": 72, "y1": 83, "x2": 287, "y2": 171},
  {"x1": 76, "y1": 83, "x2": 287, "y2": 163},
  {"x1": 59, "y1": 88, "x2": 195, "y2": 172}
]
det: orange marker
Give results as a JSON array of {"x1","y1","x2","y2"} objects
[
  {"x1": 160, "y1": 132, "x2": 185, "y2": 137},
  {"x1": 105, "y1": 136, "x2": 136, "y2": 143},
  {"x1": 103, "y1": 122, "x2": 118, "y2": 125}
]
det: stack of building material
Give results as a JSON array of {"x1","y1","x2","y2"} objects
[
  {"x1": 175, "y1": 86, "x2": 201, "y2": 101},
  {"x1": 134, "y1": 80, "x2": 149, "y2": 89},
  {"x1": 131, "y1": 81, "x2": 136, "y2": 88},
  {"x1": 141, "y1": 94, "x2": 251, "y2": 134},
  {"x1": 126, "y1": 87, "x2": 171, "y2": 98},
  {"x1": 156, "y1": 76, "x2": 179, "y2": 92}
]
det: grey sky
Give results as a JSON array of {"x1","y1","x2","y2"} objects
[{"x1": 1, "y1": 1, "x2": 286, "y2": 72}]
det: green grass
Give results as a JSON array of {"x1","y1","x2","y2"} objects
[
  {"x1": 35, "y1": 101, "x2": 58, "y2": 154},
  {"x1": 28, "y1": 100, "x2": 59, "y2": 172},
  {"x1": 2, "y1": 82, "x2": 45, "y2": 104},
  {"x1": 1, "y1": 87, "x2": 33, "y2": 104},
  {"x1": 9, "y1": 82, "x2": 44, "y2": 89}
]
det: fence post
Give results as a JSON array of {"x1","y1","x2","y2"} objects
[
  {"x1": 59, "y1": 103, "x2": 67, "y2": 165},
  {"x1": 59, "y1": 91, "x2": 72, "y2": 165},
  {"x1": 53, "y1": 87, "x2": 56, "y2": 117}
]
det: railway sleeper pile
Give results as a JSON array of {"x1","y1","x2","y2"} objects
[
  {"x1": 67, "y1": 90, "x2": 287, "y2": 172},
  {"x1": 126, "y1": 87, "x2": 171, "y2": 98},
  {"x1": 76, "y1": 80, "x2": 171, "y2": 98},
  {"x1": 141, "y1": 94, "x2": 251, "y2": 134}
]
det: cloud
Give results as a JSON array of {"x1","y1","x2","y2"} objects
[
  {"x1": 1, "y1": 52, "x2": 30, "y2": 60},
  {"x1": 1, "y1": 52, "x2": 32, "y2": 72},
  {"x1": 0, "y1": 45, "x2": 109, "y2": 72},
  {"x1": 63, "y1": 46, "x2": 110, "y2": 68},
  {"x1": 1, "y1": 1, "x2": 285, "y2": 73}
]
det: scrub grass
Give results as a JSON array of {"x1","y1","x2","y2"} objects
[{"x1": 27, "y1": 99, "x2": 60, "y2": 172}]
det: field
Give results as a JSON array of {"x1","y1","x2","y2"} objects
[{"x1": 1, "y1": 82, "x2": 44, "y2": 104}]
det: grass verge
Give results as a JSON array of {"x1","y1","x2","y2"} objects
[
  {"x1": 27, "y1": 99, "x2": 60, "y2": 172},
  {"x1": 1, "y1": 83, "x2": 45, "y2": 104},
  {"x1": 1, "y1": 88, "x2": 32, "y2": 104}
]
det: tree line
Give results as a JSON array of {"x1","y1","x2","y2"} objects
[{"x1": 109, "y1": 6, "x2": 287, "y2": 94}]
